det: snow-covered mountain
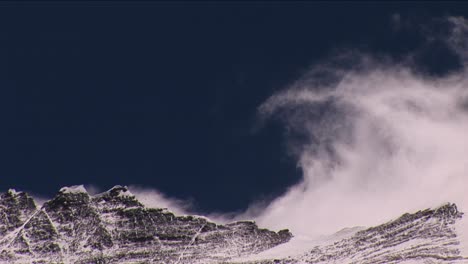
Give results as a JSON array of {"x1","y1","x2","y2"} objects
[
  {"x1": 0, "y1": 186, "x2": 291, "y2": 263},
  {"x1": 0, "y1": 186, "x2": 466, "y2": 263},
  {"x1": 236, "y1": 203, "x2": 468, "y2": 264}
]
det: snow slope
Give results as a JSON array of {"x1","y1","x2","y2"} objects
[{"x1": 0, "y1": 186, "x2": 467, "y2": 264}]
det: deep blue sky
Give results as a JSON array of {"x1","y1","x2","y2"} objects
[{"x1": 0, "y1": 2, "x2": 467, "y2": 213}]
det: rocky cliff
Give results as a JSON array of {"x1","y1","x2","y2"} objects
[
  {"x1": 0, "y1": 186, "x2": 291, "y2": 264},
  {"x1": 0, "y1": 186, "x2": 466, "y2": 264},
  {"x1": 235, "y1": 203, "x2": 467, "y2": 264}
]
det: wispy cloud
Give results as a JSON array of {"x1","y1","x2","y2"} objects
[
  {"x1": 23, "y1": 16, "x2": 468, "y2": 242},
  {"x1": 129, "y1": 185, "x2": 193, "y2": 216},
  {"x1": 251, "y1": 16, "x2": 468, "y2": 237}
]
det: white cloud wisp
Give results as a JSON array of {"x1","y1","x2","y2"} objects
[{"x1": 253, "y1": 17, "x2": 468, "y2": 238}]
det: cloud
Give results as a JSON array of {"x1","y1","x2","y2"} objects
[
  {"x1": 84, "y1": 184, "x2": 102, "y2": 195},
  {"x1": 448, "y1": 16, "x2": 468, "y2": 63},
  {"x1": 128, "y1": 185, "x2": 193, "y2": 216},
  {"x1": 23, "y1": 16, "x2": 467, "y2": 241},
  {"x1": 250, "y1": 16, "x2": 468, "y2": 237}
]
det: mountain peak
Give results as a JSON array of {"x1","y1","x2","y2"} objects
[
  {"x1": 0, "y1": 186, "x2": 292, "y2": 263},
  {"x1": 106, "y1": 185, "x2": 133, "y2": 197},
  {"x1": 59, "y1": 185, "x2": 88, "y2": 194},
  {"x1": 1, "y1": 186, "x2": 466, "y2": 263},
  {"x1": 6, "y1": 189, "x2": 20, "y2": 196}
]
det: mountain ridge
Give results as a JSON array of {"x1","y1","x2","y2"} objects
[
  {"x1": 235, "y1": 203, "x2": 467, "y2": 264},
  {"x1": 0, "y1": 185, "x2": 466, "y2": 264},
  {"x1": 0, "y1": 185, "x2": 292, "y2": 264}
]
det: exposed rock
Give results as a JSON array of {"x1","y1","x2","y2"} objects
[
  {"x1": 237, "y1": 203, "x2": 467, "y2": 264},
  {"x1": 0, "y1": 186, "x2": 292, "y2": 263},
  {"x1": 0, "y1": 186, "x2": 466, "y2": 263}
]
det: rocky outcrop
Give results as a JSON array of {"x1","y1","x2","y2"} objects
[
  {"x1": 0, "y1": 186, "x2": 292, "y2": 264},
  {"x1": 1, "y1": 186, "x2": 466, "y2": 264},
  {"x1": 238, "y1": 203, "x2": 467, "y2": 264}
]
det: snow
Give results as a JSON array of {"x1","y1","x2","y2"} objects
[
  {"x1": 92, "y1": 185, "x2": 134, "y2": 198},
  {"x1": 0, "y1": 209, "x2": 41, "y2": 251},
  {"x1": 7, "y1": 189, "x2": 19, "y2": 195},
  {"x1": 59, "y1": 185, "x2": 87, "y2": 194},
  {"x1": 234, "y1": 226, "x2": 364, "y2": 262},
  {"x1": 116, "y1": 188, "x2": 134, "y2": 197},
  {"x1": 456, "y1": 205, "x2": 468, "y2": 258},
  {"x1": 3, "y1": 185, "x2": 466, "y2": 263},
  {"x1": 176, "y1": 224, "x2": 206, "y2": 264},
  {"x1": 237, "y1": 235, "x2": 317, "y2": 261}
]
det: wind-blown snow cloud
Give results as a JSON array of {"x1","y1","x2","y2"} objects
[
  {"x1": 129, "y1": 185, "x2": 193, "y2": 216},
  {"x1": 252, "y1": 16, "x2": 468, "y2": 237},
  {"x1": 62, "y1": 17, "x2": 467, "y2": 242}
]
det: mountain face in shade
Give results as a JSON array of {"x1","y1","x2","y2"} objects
[{"x1": 0, "y1": 186, "x2": 467, "y2": 264}]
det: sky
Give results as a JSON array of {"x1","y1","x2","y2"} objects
[{"x1": 1, "y1": 2, "x2": 468, "y2": 230}]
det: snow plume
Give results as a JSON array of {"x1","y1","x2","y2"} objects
[
  {"x1": 129, "y1": 185, "x2": 192, "y2": 216},
  {"x1": 254, "y1": 16, "x2": 468, "y2": 237}
]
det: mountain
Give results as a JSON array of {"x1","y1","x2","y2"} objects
[
  {"x1": 237, "y1": 203, "x2": 468, "y2": 264},
  {"x1": 0, "y1": 186, "x2": 466, "y2": 263},
  {"x1": 0, "y1": 186, "x2": 291, "y2": 264}
]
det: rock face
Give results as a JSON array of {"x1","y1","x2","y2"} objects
[
  {"x1": 0, "y1": 186, "x2": 466, "y2": 264},
  {"x1": 239, "y1": 203, "x2": 467, "y2": 264},
  {"x1": 0, "y1": 186, "x2": 292, "y2": 264}
]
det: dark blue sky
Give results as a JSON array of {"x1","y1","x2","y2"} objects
[{"x1": 0, "y1": 2, "x2": 467, "y2": 213}]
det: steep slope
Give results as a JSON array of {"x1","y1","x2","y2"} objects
[
  {"x1": 0, "y1": 186, "x2": 292, "y2": 264},
  {"x1": 235, "y1": 203, "x2": 468, "y2": 264},
  {"x1": 0, "y1": 186, "x2": 466, "y2": 263}
]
